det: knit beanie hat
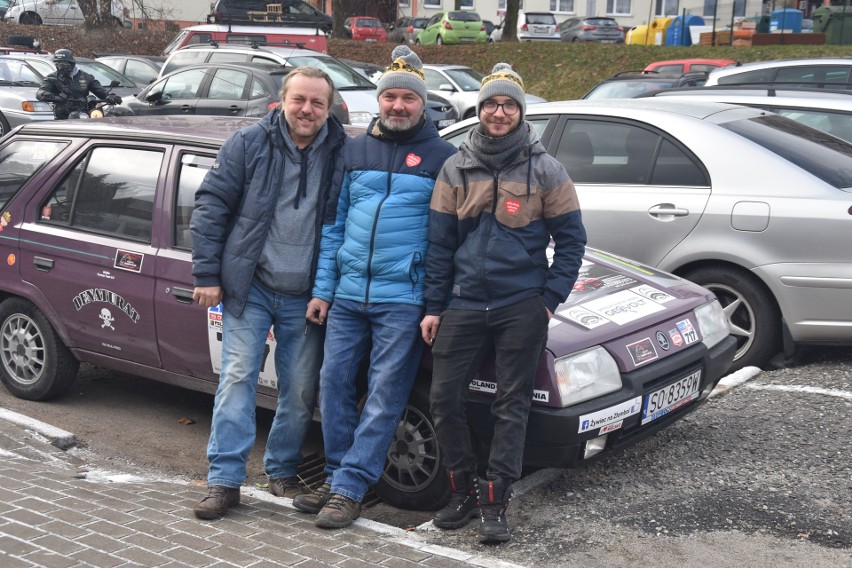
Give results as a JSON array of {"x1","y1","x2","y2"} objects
[
  {"x1": 477, "y1": 62, "x2": 526, "y2": 120},
  {"x1": 376, "y1": 45, "x2": 428, "y2": 104}
]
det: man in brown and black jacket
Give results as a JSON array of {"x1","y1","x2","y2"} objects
[{"x1": 420, "y1": 63, "x2": 587, "y2": 544}]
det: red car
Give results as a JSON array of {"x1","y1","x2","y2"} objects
[
  {"x1": 643, "y1": 58, "x2": 738, "y2": 75},
  {"x1": 343, "y1": 16, "x2": 388, "y2": 42}
]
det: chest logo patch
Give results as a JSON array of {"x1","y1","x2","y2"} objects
[
  {"x1": 405, "y1": 153, "x2": 421, "y2": 167},
  {"x1": 505, "y1": 199, "x2": 521, "y2": 215}
]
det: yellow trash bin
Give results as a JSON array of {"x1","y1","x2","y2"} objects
[
  {"x1": 648, "y1": 17, "x2": 674, "y2": 45},
  {"x1": 626, "y1": 24, "x2": 649, "y2": 45}
]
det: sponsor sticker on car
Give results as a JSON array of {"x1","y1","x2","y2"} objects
[{"x1": 578, "y1": 396, "x2": 642, "y2": 433}]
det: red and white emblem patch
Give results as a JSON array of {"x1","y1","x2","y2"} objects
[
  {"x1": 505, "y1": 199, "x2": 521, "y2": 215},
  {"x1": 405, "y1": 153, "x2": 422, "y2": 167}
]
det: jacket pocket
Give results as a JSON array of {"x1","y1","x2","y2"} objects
[{"x1": 494, "y1": 181, "x2": 539, "y2": 229}]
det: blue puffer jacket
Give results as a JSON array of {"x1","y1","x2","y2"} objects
[
  {"x1": 191, "y1": 110, "x2": 347, "y2": 316},
  {"x1": 313, "y1": 118, "x2": 457, "y2": 305}
]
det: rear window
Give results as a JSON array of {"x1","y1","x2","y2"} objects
[
  {"x1": 357, "y1": 18, "x2": 383, "y2": 27},
  {"x1": 722, "y1": 114, "x2": 852, "y2": 188},
  {"x1": 526, "y1": 13, "x2": 556, "y2": 25},
  {"x1": 449, "y1": 11, "x2": 481, "y2": 22},
  {"x1": 412, "y1": 18, "x2": 429, "y2": 27},
  {"x1": 587, "y1": 18, "x2": 619, "y2": 27},
  {"x1": 0, "y1": 140, "x2": 68, "y2": 209}
]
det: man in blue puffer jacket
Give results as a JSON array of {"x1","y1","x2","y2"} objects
[
  {"x1": 292, "y1": 46, "x2": 457, "y2": 528},
  {"x1": 190, "y1": 67, "x2": 347, "y2": 520}
]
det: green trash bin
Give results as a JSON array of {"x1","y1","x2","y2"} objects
[{"x1": 813, "y1": 5, "x2": 852, "y2": 45}]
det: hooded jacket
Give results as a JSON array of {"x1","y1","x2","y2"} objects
[
  {"x1": 312, "y1": 117, "x2": 457, "y2": 305},
  {"x1": 424, "y1": 125, "x2": 587, "y2": 315},
  {"x1": 190, "y1": 109, "x2": 347, "y2": 316}
]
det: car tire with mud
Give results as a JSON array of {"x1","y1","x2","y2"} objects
[{"x1": 0, "y1": 298, "x2": 79, "y2": 400}]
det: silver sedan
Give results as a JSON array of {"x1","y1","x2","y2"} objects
[
  {"x1": 0, "y1": 57, "x2": 53, "y2": 136},
  {"x1": 440, "y1": 98, "x2": 852, "y2": 371}
]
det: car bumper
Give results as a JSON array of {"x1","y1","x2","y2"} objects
[
  {"x1": 6, "y1": 111, "x2": 55, "y2": 129},
  {"x1": 466, "y1": 335, "x2": 737, "y2": 468}
]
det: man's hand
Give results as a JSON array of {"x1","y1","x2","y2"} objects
[
  {"x1": 106, "y1": 94, "x2": 122, "y2": 105},
  {"x1": 193, "y1": 286, "x2": 222, "y2": 308},
  {"x1": 420, "y1": 315, "x2": 441, "y2": 345},
  {"x1": 306, "y1": 298, "x2": 330, "y2": 325}
]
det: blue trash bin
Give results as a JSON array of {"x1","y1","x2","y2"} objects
[
  {"x1": 665, "y1": 14, "x2": 705, "y2": 46},
  {"x1": 770, "y1": 9, "x2": 803, "y2": 33}
]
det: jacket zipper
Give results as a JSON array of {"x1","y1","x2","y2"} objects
[{"x1": 481, "y1": 170, "x2": 499, "y2": 310}]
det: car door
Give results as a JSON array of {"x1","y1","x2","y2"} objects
[
  {"x1": 46, "y1": 0, "x2": 84, "y2": 25},
  {"x1": 419, "y1": 13, "x2": 442, "y2": 44},
  {"x1": 16, "y1": 140, "x2": 166, "y2": 367},
  {"x1": 550, "y1": 118, "x2": 711, "y2": 265},
  {"x1": 142, "y1": 68, "x2": 207, "y2": 115},
  {"x1": 195, "y1": 67, "x2": 250, "y2": 116}
]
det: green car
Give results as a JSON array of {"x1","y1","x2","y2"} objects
[{"x1": 415, "y1": 11, "x2": 487, "y2": 45}]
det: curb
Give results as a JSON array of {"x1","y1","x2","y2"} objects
[{"x1": 0, "y1": 407, "x2": 77, "y2": 449}]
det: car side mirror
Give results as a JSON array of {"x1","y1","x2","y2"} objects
[
  {"x1": 109, "y1": 80, "x2": 120, "y2": 88},
  {"x1": 145, "y1": 90, "x2": 163, "y2": 104},
  {"x1": 438, "y1": 83, "x2": 454, "y2": 92}
]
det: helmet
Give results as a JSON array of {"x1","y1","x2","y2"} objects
[{"x1": 53, "y1": 49, "x2": 76, "y2": 65}]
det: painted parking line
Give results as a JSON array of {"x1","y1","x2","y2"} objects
[{"x1": 744, "y1": 383, "x2": 852, "y2": 400}]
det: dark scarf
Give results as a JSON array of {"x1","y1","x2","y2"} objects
[{"x1": 466, "y1": 121, "x2": 531, "y2": 172}]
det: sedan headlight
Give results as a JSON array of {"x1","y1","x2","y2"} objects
[
  {"x1": 695, "y1": 299, "x2": 730, "y2": 349},
  {"x1": 348, "y1": 111, "x2": 374, "y2": 126},
  {"x1": 22, "y1": 101, "x2": 53, "y2": 113},
  {"x1": 553, "y1": 346, "x2": 622, "y2": 407}
]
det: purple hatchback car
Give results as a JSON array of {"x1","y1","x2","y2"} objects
[{"x1": 0, "y1": 117, "x2": 735, "y2": 509}]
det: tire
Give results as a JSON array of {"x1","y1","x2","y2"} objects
[
  {"x1": 6, "y1": 35, "x2": 37, "y2": 48},
  {"x1": 19, "y1": 13, "x2": 43, "y2": 25},
  {"x1": 0, "y1": 298, "x2": 79, "y2": 401},
  {"x1": 375, "y1": 378, "x2": 450, "y2": 510},
  {"x1": 0, "y1": 112, "x2": 11, "y2": 138},
  {"x1": 463, "y1": 108, "x2": 476, "y2": 120},
  {"x1": 681, "y1": 266, "x2": 781, "y2": 371},
  {"x1": 414, "y1": 38, "x2": 421, "y2": 45},
  {"x1": 437, "y1": 35, "x2": 443, "y2": 45}
]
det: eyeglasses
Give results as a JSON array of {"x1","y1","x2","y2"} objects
[{"x1": 482, "y1": 100, "x2": 520, "y2": 116}]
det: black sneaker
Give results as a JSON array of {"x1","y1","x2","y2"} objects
[
  {"x1": 193, "y1": 485, "x2": 240, "y2": 520},
  {"x1": 292, "y1": 482, "x2": 331, "y2": 514},
  {"x1": 268, "y1": 475, "x2": 308, "y2": 499},
  {"x1": 315, "y1": 493, "x2": 361, "y2": 528},
  {"x1": 478, "y1": 478, "x2": 513, "y2": 543},
  {"x1": 433, "y1": 490, "x2": 479, "y2": 529}
]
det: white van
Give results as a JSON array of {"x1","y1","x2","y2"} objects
[{"x1": 2, "y1": 0, "x2": 130, "y2": 27}]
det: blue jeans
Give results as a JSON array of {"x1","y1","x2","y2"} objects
[
  {"x1": 320, "y1": 299, "x2": 424, "y2": 502},
  {"x1": 207, "y1": 280, "x2": 323, "y2": 488}
]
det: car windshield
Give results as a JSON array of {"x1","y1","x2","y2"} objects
[
  {"x1": 584, "y1": 79, "x2": 675, "y2": 99},
  {"x1": 287, "y1": 56, "x2": 375, "y2": 89},
  {"x1": 444, "y1": 67, "x2": 484, "y2": 91},
  {"x1": 78, "y1": 61, "x2": 137, "y2": 88},
  {"x1": 722, "y1": 113, "x2": 852, "y2": 189},
  {"x1": 449, "y1": 11, "x2": 481, "y2": 22},
  {"x1": 0, "y1": 58, "x2": 43, "y2": 85}
]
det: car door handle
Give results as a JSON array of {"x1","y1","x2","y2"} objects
[
  {"x1": 172, "y1": 287, "x2": 195, "y2": 304},
  {"x1": 180, "y1": 105, "x2": 193, "y2": 113},
  {"x1": 648, "y1": 204, "x2": 689, "y2": 218},
  {"x1": 33, "y1": 256, "x2": 54, "y2": 271},
  {"x1": 227, "y1": 105, "x2": 240, "y2": 114}
]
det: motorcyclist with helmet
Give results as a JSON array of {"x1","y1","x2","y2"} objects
[{"x1": 36, "y1": 49, "x2": 123, "y2": 119}]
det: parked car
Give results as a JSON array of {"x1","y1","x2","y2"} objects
[
  {"x1": 6, "y1": 54, "x2": 140, "y2": 98},
  {"x1": 340, "y1": 58, "x2": 457, "y2": 130},
  {"x1": 207, "y1": 0, "x2": 332, "y2": 31},
  {"x1": 422, "y1": 63, "x2": 546, "y2": 119},
  {"x1": 415, "y1": 11, "x2": 488, "y2": 45},
  {"x1": 649, "y1": 86, "x2": 852, "y2": 143},
  {"x1": 583, "y1": 71, "x2": 708, "y2": 99},
  {"x1": 116, "y1": 62, "x2": 349, "y2": 124},
  {"x1": 643, "y1": 58, "x2": 738, "y2": 75},
  {"x1": 0, "y1": 0, "x2": 10, "y2": 19},
  {"x1": 705, "y1": 58, "x2": 852, "y2": 89},
  {"x1": 387, "y1": 16, "x2": 429, "y2": 44},
  {"x1": 161, "y1": 23, "x2": 329, "y2": 56},
  {"x1": 0, "y1": 114, "x2": 736, "y2": 510},
  {"x1": 440, "y1": 98, "x2": 852, "y2": 371},
  {"x1": 159, "y1": 44, "x2": 378, "y2": 126},
  {"x1": 489, "y1": 11, "x2": 560, "y2": 42},
  {"x1": 0, "y1": 56, "x2": 53, "y2": 137},
  {"x1": 559, "y1": 16, "x2": 625, "y2": 43},
  {"x1": 2, "y1": 0, "x2": 130, "y2": 27},
  {"x1": 96, "y1": 54, "x2": 167, "y2": 86},
  {"x1": 343, "y1": 16, "x2": 387, "y2": 42}
]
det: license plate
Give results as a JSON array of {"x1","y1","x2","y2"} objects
[
  {"x1": 600, "y1": 39, "x2": 616, "y2": 43},
  {"x1": 534, "y1": 26, "x2": 548, "y2": 33},
  {"x1": 437, "y1": 119, "x2": 456, "y2": 128},
  {"x1": 641, "y1": 370, "x2": 701, "y2": 425},
  {"x1": 366, "y1": 38, "x2": 377, "y2": 42},
  {"x1": 459, "y1": 37, "x2": 474, "y2": 43}
]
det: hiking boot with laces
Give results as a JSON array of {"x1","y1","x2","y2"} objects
[
  {"x1": 193, "y1": 485, "x2": 240, "y2": 520},
  {"x1": 433, "y1": 470, "x2": 479, "y2": 529},
  {"x1": 477, "y1": 477, "x2": 513, "y2": 543},
  {"x1": 315, "y1": 493, "x2": 361, "y2": 528},
  {"x1": 292, "y1": 482, "x2": 331, "y2": 514},
  {"x1": 268, "y1": 475, "x2": 308, "y2": 499}
]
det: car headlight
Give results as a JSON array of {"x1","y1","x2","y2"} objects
[
  {"x1": 348, "y1": 111, "x2": 374, "y2": 126},
  {"x1": 695, "y1": 299, "x2": 730, "y2": 349},
  {"x1": 22, "y1": 101, "x2": 53, "y2": 112},
  {"x1": 553, "y1": 346, "x2": 622, "y2": 407}
]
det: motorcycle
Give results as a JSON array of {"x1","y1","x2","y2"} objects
[{"x1": 43, "y1": 78, "x2": 128, "y2": 120}]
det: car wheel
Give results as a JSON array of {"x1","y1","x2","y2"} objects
[
  {"x1": 463, "y1": 108, "x2": 476, "y2": 120},
  {"x1": 0, "y1": 298, "x2": 79, "y2": 401},
  {"x1": 681, "y1": 266, "x2": 781, "y2": 371},
  {"x1": 414, "y1": 38, "x2": 421, "y2": 45},
  {"x1": 0, "y1": 113, "x2": 11, "y2": 138},
  {"x1": 19, "y1": 13, "x2": 43, "y2": 25},
  {"x1": 375, "y1": 377, "x2": 450, "y2": 510},
  {"x1": 437, "y1": 36, "x2": 443, "y2": 45}
]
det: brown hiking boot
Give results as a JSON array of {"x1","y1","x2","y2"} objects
[
  {"x1": 193, "y1": 485, "x2": 240, "y2": 520},
  {"x1": 315, "y1": 493, "x2": 361, "y2": 528},
  {"x1": 292, "y1": 482, "x2": 331, "y2": 514},
  {"x1": 268, "y1": 475, "x2": 308, "y2": 499}
]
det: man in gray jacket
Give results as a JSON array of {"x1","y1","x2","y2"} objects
[{"x1": 190, "y1": 67, "x2": 347, "y2": 520}]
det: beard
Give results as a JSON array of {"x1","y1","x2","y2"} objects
[{"x1": 380, "y1": 111, "x2": 419, "y2": 132}]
